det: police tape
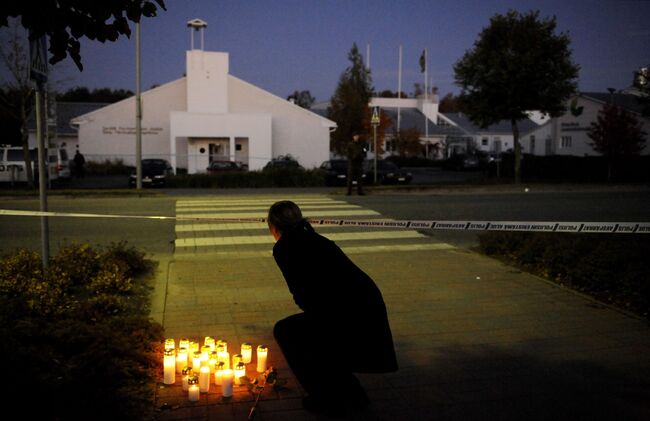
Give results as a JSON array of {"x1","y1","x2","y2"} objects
[{"x1": 1, "y1": 209, "x2": 649, "y2": 234}]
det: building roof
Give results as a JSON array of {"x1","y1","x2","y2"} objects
[
  {"x1": 580, "y1": 92, "x2": 648, "y2": 115},
  {"x1": 442, "y1": 112, "x2": 539, "y2": 134},
  {"x1": 29, "y1": 101, "x2": 110, "y2": 135}
]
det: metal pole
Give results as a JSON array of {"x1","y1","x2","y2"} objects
[
  {"x1": 35, "y1": 87, "x2": 49, "y2": 267},
  {"x1": 135, "y1": 22, "x2": 142, "y2": 189},
  {"x1": 373, "y1": 124, "x2": 377, "y2": 185}
]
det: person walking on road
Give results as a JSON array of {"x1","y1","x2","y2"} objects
[{"x1": 268, "y1": 200, "x2": 398, "y2": 417}]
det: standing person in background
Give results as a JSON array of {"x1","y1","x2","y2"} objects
[
  {"x1": 346, "y1": 133, "x2": 367, "y2": 195},
  {"x1": 73, "y1": 149, "x2": 86, "y2": 178},
  {"x1": 268, "y1": 200, "x2": 398, "y2": 417}
]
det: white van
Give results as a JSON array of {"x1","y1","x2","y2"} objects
[{"x1": 0, "y1": 145, "x2": 70, "y2": 184}]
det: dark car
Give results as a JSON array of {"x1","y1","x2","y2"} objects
[
  {"x1": 206, "y1": 160, "x2": 245, "y2": 174},
  {"x1": 363, "y1": 160, "x2": 412, "y2": 185},
  {"x1": 319, "y1": 159, "x2": 366, "y2": 186},
  {"x1": 444, "y1": 153, "x2": 481, "y2": 171},
  {"x1": 263, "y1": 155, "x2": 304, "y2": 171},
  {"x1": 129, "y1": 159, "x2": 174, "y2": 187}
]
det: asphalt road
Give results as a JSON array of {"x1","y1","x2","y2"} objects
[{"x1": 1, "y1": 186, "x2": 649, "y2": 256}]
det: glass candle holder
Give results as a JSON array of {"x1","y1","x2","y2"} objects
[
  {"x1": 217, "y1": 350, "x2": 230, "y2": 369},
  {"x1": 164, "y1": 338, "x2": 175, "y2": 351},
  {"x1": 176, "y1": 348, "x2": 188, "y2": 373},
  {"x1": 234, "y1": 362, "x2": 246, "y2": 385},
  {"x1": 188, "y1": 375, "x2": 200, "y2": 402},
  {"x1": 182, "y1": 367, "x2": 192, "y2": 391},
  {"x1": 163, "y1": 349, "x2": 176, "y2": 384},
  {"x1": 179, "y1": 338, "x2": 190, "y2": 351},
  {"x1": 216, "y1": 339, "x2": 228, "y2": 353},
  {"x1": 204, "y1": 336, "x2": 215, "y2": 351},
  {"x1": 214, "y1": 361, "x2": 225, "y2": 386},
  {"x1": 241, "y1": 343, "x2": 252, "y2": 364},
  {"x1": 232, "y1": 353, "x2": 243, "y2": 368},
  {"x1": 192, "y1": 351, "x2": 202, "y2": 372},
  {"x1": 256, "y1": 345, "x2": 268, "y2": 373},
  {"x1": 208, "y1": 351, "x2": 218, "y2": 373}
]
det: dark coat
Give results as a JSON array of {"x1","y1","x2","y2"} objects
[{"x1": 273, "y1": 225, "x2": 398, "y2": 373}]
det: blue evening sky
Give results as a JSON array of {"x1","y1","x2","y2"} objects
[{"x1": 8, "y1": 0, "x2": 650, "y2": 103}]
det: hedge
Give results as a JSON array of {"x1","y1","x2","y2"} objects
[
  {"x1": 478, "y1": 232, "x2": 650, "y2": 319},
  {"x1": 166, "y1": 168, "x2": 325, "y2": 188},
  {"x1": 0, "y1": 242, "x2": 164, "y2": 420}
]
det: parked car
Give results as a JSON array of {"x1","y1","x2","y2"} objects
[
  {"x1": 263, "y1": 155, "x2": 304, "y2": 171},
  {"x1": 0, "y1": 145, "x2": 69, "y2": 184},
  {"x1": 129, "y1": 159, "x2": 174, "y2": 187},
  {"x1": 206, "y1": 160, "x2": 245, "y2": 174},
  {"x1": 363, "y1": 159, "x2": 413, "y2": 185},
  {"x1": 319, "y1": 159, "x2": 366, "y2": 186},
  {"x1": 444, "y1": 153, "x2": 481, "y2": 171}
]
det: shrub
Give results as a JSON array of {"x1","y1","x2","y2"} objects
[
  {"x1": 478, "y1": 232, "x2": 650, "y2": 318},
  {"x1": 166, "y1": 168, "x2": 325, "y2": 188},
  {"x1": 0, "y1": 242, "x2": 163, "y2": 420},
  {"x1": 86, "y1": 158, "x2": 131, "y2": 175}
]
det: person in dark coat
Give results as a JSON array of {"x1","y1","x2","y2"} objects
[
  {"x1": 269, "y1": 200, "x2": 398, "y2": 417},
  {"x1": 346, "y1": 133, "x2": 367, "y2": 195}
]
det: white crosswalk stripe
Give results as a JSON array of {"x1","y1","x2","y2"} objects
[{"x1": 174, "y1": 195, "x2": 454, "y2": 256}]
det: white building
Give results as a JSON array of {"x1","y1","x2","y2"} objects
[
  {"x1": 70, "y1": 25, "x2": 335, "y2": 173},
  {"x1": 521, "y1": 92, "x2": 650, "y2": 156}
]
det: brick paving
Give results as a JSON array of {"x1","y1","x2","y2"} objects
[{"x1": 151, "y1": 194, "x2": 650, "y2": 420}]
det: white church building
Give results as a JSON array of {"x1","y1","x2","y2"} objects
[{"x1": 70, "y1": 20, "x2": 336, "y2": 173}]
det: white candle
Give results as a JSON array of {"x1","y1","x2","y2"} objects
[
  {"x1": 163, "y1": 349, "x2": 176, "y2": 384},
  {"x1": 234, "y1": 362, "x2": 246, "y2": 385},
  {"x1": 241, "y1": 343, "x2": 252, "y2": 364},
  {"x1": 232, "y1": 353, "x2": 243, "y2": 368},
  {"x1": 199, "y1": 366, "x2": 210, "y2": 393},
  {"x1": 176, "y1": 349, "x2": 188, "y2": 373},
  {"x1": 164, "y1": 338, "x2": 175, "y2": 351},
  {"x1": 188, "y1": 376, "x2": 200, "y2": 402},
  {"x1": 179, "y1": 338, "x2": 190, "y2": 350},
  {"x1": 182, "y1": 367, "x2": 192, "y2": 391},
  {"x1": 192, "y1": 351, "x2": 202, "y2": 372},
  {"x1": 208, "y1": 351, "x2": 218, "y2": 374},
  {"x1": 214, "y1": 362, "x2": 225, "y2": 386},
  {"x1": 200, "y1": 345, "x2": 211, "y2": 365},
  {"x1": 256, "y1": 345, "x2": 268, "y2": 373},
  {"x1": 204, "y1": 336, "x2": 215, "y2": 351},
  {"x1": 217, "y1": 339, "x2": 227, "y2": 353},
  {"x1": 222, "y1": 369, "x2": 234, "y2": 397},
  {"x1": 217, "y1": 350, "x2": 230, "y2": 369}
]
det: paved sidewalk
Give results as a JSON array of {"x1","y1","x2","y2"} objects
[{"x1": 151, "y1": 195, "x2": 650, "y2": 420}]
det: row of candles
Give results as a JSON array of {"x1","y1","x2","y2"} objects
[{"x1": 163, "y1": 337, "x2": 269, "y2": 402}]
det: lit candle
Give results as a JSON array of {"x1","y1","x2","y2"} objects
[
  {"x1": 217, "y1": 350, "x2": 230, "y2": 369},
  {"x1": 163, "y1": 349, "x2": 176, "y2": 384},
  {"x1": 182, "y1": 367, "x2": 192, "y2": 391},
  {"x1": 199, "y1": 365, "x2": 210, "y2": 393},
  {"x1": 200, "y1": 345, "x2": 211, "y2": 366},
  {"x1": 192, "y1": 351, "x2": 202, "y2": 372},
  {"x1": 188, "y1": 375, "x2": 200, "y2": 402},
  {"x1": 176, "y1": 348, "x2": 188, "y2": 373},
  {"x1": 232, "y1": 353, "x2": 243, "y2": 368},
  {"x1": 256, "y1": 345, "x2": 268, "y2": 373},
  {"x1": 208, "y1": 351, "x2": 218, "y2": 374},
  {"x1": 189, "y1": 341, "x2": 199, "y2": 361},
  {"x1": 179, "y1": 338, "x2": 190, "y2": 351},
  {"x1": 214, "y1": 362, "x2": 225, "y2": 386},
  {"x1": 222, "y1": 369, "x2": 234, "y2": 397},
  {"x1": 164, "y1": 338, "x2": 175, "y2": 351},
  {"x1": 216, "y1": 339, "x2": 227, "y2": 352},
  {"x1": 241, "y1": 343, "x2": 252, "y2": 364},
  {"x1": 234, "y1": 362, "x2": 246, "y2": 385},
  {"x1": 204, "y1": 336, "x2": 215, "y2": 351}
]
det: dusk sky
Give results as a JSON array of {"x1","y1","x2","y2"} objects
[{"x1": 5, "y1": 0, "x2": 650, "y2": 103}]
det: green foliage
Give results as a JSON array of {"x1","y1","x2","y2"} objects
[
  {"x1": 57, "y1": 87, "x2": 134, "y2": 103},
  {"x1": 0, "y1": 242, "x2": 163, "y2": 420},
  {"x1": 478, "y1": 232, "x2": 650, "y2": 318},
  {"x1": 166, "y1": 168, "x2": 325, "y2": 188}
]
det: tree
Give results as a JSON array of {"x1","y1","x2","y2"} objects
[
  {"x1": 377, "y1": 90, "x2": 407, "y2": 98},
  {"x1": 633, "y1": 66, "x2": 649, "y2": 117},
  {"x1": 287, "y1": 90, "x2": 315, "y2": 109},
  {"x1": 587, "y1": 104, "x2": 647, "y2": 181},
  {"x1": 439, "y1": 93, "x2": 464, "y2": 113},
  {"x1": 0, "y1": 22, "x2": 36, "y2": 187},
  {"x1": 393, "y1": 127, "x2": 423, "y2": 157},
  {"x1": 454, "y1": 10, "x2": 579, "y2": 183},
  {"x1": 57, "y1": 86, "x2": 133, "y2": 103},
  {"x1": 1, "y1": 0, "x2": 166, "y2": 71},
  {"x1": 327, "y1": 43, "x2": 374, "y2": 155}
]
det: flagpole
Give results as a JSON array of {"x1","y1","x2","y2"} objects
[{"x1": 398, "y1": 45, "x2": 402, "y2": 133}]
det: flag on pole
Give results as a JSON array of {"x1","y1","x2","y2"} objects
[{"x1": 419, "y1": 50, "x2": 426, "y2": 73}]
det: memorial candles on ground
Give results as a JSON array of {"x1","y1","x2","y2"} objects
[
  {"x1": 192, "y1": 351, "x2": 202, "y2": 372},
  {"x1": 189, "y1": 341, "x2": 199, "y2": 362},
  {"x1": 234, "y1": 362, "x2": 246, "y2": 385},
  {"x1": 222, "y1": 369, "x2": 234, "y2": 397},
  {"x1": 204, "y1": 336, "x2": 215, "y2": 351},
  {"x1": 217, "y1": 346, "x2": 230, "y2": 370},
  {"x1": 188, "y1": 375, "x2": 199, "y2": 402},
  {"x1": 179, "y1": 338, "x2": 190, "y2": 351},
  {"x1": 200, "y1": 345, "x2": 211, "y2": 367},
  {"x1": 176, "y1": 348, "x2": 188, "y2": 373},
  {"x1": 241, "y1": 343, "x2": 252, "y2": 364},
  {"x1": 214, "y1": 362, "x2": 225, "y2": 385},
  {"x1": 256, "y1": 345, "x2": 268, "y2": 373},
  {"x1": 216, "y1": 339, "x2": 227, "y2": 352},
  {"x1": 163, "y1": 349, "x2": 176, "y2": 384},
  {"x1": 199, "y1": 365, "x2": 210, "y2": 393},
  {"x1": 232, "y1": 353, "x2": 243, "y2": 368},
  {"x1": 182, "y1": 367, "x2": 192, "y2": 391},
  {"x1": 208, "y1": 351, "x2": 218, "y2": 373}
]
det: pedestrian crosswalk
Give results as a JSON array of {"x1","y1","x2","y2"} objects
[{"x1": 174, "y1": 195, "x2": 454, "y2": 256}]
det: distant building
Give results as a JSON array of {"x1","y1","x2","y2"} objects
[
  {"x1": 521, "y1": 92, "x2": 650, "y2": 156},
  {"x1": 69, "y1": 22, "x2": 335, "y2": 173}
]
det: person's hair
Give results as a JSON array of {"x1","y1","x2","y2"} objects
[{"x1": 268, "y1": 200, "x2": 312, "y2": 234}]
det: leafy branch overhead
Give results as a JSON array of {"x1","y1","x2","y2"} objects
[{"x1": 0, "y1": 0, "x2": 167, "y2": 71}]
